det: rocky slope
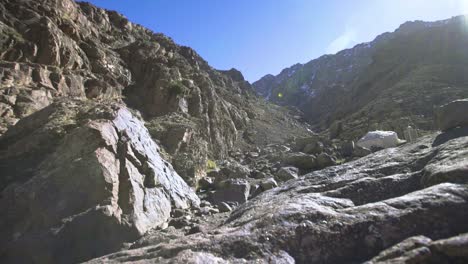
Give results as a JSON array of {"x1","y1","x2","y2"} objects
[
  {"x1": 253, "y1": 16, "x2": 468, "y2": 140},
  {"x1": 0, "y1": 0, "x2": 311, "y2": 186},
  {"x1": 1, "y1": 0, "x2": 468, "y2": 263},
  {"x1": 87, "y1": 125, "x2": 468, "y2": 263}
]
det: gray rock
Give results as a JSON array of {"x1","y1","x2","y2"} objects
[
  {"x1": 303, "y1": 141, "x2": 324, "y2": 154},
  {"x1": 353, "y1": 145, "x2": 372, "y2": 157},
  {"x1": 315, "y1": 153, "x2": 336, "y2": 169},
  {"x1": 260, "y1": 178, "x2": 278, "y2": 190},
  {"x1": 366, "y1": 232, "x2": 468, "y2": 263},
  {"x1": 275, "y1": 166, "x2": 299, "y2": 182},
  {"x1": 211, "y1": 178, "x2": 250, "y2": 205},
  {"x1": 0, "y1": 100, "x2": 199, "y2": 264},
  {"x1": 436, "y1": 98, "x2": 468, "y2": 131},
  {"x1": 87, "y1": 134, "x2": 468, "y2": 263},
  {"x1": 283, "y1": 152, "x2": 316, "y2": 170}
]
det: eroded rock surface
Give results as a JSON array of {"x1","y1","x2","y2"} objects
[
  {"x1": 0, "y1": 99, "x2": 199, "y2": 263},
  {"x1": 86, "y1": 132, "x2": 468, "y2": 263}
]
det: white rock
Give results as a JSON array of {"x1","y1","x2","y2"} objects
[{"x1": 357, "y1": 130, "x2": 405, "y2": 150}]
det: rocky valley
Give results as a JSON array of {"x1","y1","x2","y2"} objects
[{"x1": 0, "y1": 0, "x2": 467, "y2": 263}]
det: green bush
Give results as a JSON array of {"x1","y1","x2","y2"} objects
[
  {"x1": 169, "y1": 81, "x2": 187, "y2": 98},
  {"x1": 206, "y1": 159, "x2": 217, "y2": 171}
]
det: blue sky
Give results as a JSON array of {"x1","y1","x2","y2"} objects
[{"x1": 83, "y1": 0, "x2": 468, "y2": 82}]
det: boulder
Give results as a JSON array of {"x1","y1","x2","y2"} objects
[
  {"x1": 315, "y1": 153, "x2": 336, "y2": 169},
  {"x1": 0, "y1": 100, "x2": 199, "y2": 264},
  {"x1": 357, "y1": 130, "x2": 405, "y2": 150},
  {"x1": 436, "y1": 98, "x2": 468, "y2": 131},
  {"x1": 275, "y1": 167, "x2": 299, "y2": 182},
  {"x1": 211, "y1": 178, "x2": 250, "y2": 205},
  {"x1": 282, "y1": 152, "x2": 316, "y2": 170},
  {"x1": 212, "y1": 161, "x2": 251, "y2": 187},
  {"x1": 303, "y1": 141, "x2": 324, "y2": 154}
]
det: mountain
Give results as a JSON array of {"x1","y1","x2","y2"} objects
[
  {"x1": 0, "y1": 0, "x2": 311, "y2": 185},
  {"x1": 1, "y1": 1, "x2": 468, "y2": 263},
  {"x1": 253, "y1": 16, "x2": 468, "y2": 140}
]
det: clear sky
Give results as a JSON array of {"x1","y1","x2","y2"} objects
[{"x1": 83, "y1": 0, "x2": 468, "y2": 82}]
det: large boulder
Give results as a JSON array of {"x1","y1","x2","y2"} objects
[
  {"x1": 211, "y1": 178, "x2": 250, "y2": 206},
  {"x1": 357, "y1": 130, "x2": 405, "y2": 150},
  {"x1": 282, "y1": 152, "x2": 316, "y2": 170},
  {"x1": 0, "y1": 99, "x2": 199, "y2": 263},
  {"x1": 436, "y1": 98, "x2": 468, "y2": 131}
]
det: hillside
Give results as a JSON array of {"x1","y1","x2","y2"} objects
[{"x1": 253, "y1": 16, "x2": 468, "y2": 140}]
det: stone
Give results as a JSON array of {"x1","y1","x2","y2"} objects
[
  {"x1": 197, "y1": 177, "x2": 214, "y2": 190},
  {"x1": 353, "y1": 145, "x2": 372, "y2": 157},
  {"x1": 211, "y1": 178, "x2": 250, "y2": 205},
  {"x1": 260, "y1": 178, "x2": 278, "y2": 190},
  {"x1": 275, "y1": 167, "x2": 299, "y2": 182},
  {"x1": 169, "y1": 217, "x2": 191, "y2": 229},
  {"x1": 315, "y1": 153, "x2": 336, "y2": 169},
  {"x1": 0, "y1": 100, "x2": 199, "y2": 264},
  {"x1": 357, "y1": 130, "x2": 405, "y2": 150},
  {"x1": 171, "y1": 209, "x2": 185, "y2": 218},
  {"x1": 436, "y1": 98, "x2": 468, "y2": 131},
  {"x1": 294, "y1": 135, "x2": 321, "y2": 152},
  {"x1": 340, "y1": 141, "x2": 355, "y2": 157},
  {"x1": 212, "y1": 161, "x2": 251, "y2": 187},
  {"x1": 303, "y1": 141, "x2": 324, "y2": 154},
  {"x1": 283, "y1": 152, "x2": 316, "y2": 170}
]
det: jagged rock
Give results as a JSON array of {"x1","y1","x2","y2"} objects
[
  {"x1": 86, "y1": 133, "x2": 468, "y2": 263},
  {"x1": 0, "y1": 100, "x2": 199, "y2": 263},
  {"x1": 436, "y1": 98, "x2": 468, "y2": 131},
  {"x1": 357, "y1": 131, "x2": 405, "y2": 150},
  {"x1": 366, "y1": 233, "x2": 468, "y2": 263},
  {"x1": 275, "y1": 166, "x2": 299, "y2": 182},
  {"x1": 365, "y1": 236, "x2": 433, "y2": 263},
  {"x1": 211, "y1": 178, "x2": 250, "y2": 205},
  {"x1": 282, "y1": 152, "x2": 316, "y2": 170}
]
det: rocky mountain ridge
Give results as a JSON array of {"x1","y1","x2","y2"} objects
[
  {"x1": 253, "y1": 15, "x2": 468, "y2": 140},
  {"x1": 0, "y1": 0, "x2": 312, "y2": 186}
]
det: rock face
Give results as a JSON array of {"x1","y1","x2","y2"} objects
[
  {"x1": 436, "y1": 98, "x2": 468, "y2": 131},
  {"x1": 0, "y1": 99, "x2": 199, "y2": 263},
  {"x1": 253, "y1": 16, "x2": 468, "y2": 140},
  {"x1": 366, "y1": 233, "x2": 468, "y2": 263},
  {"x1": 85, "y1": 131, "x2": 468, "y2": 263},
  {"x1": 0, "y1": 0, "x2": 312, "y2": 186}
]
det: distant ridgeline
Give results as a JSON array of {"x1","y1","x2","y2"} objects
[{"x1": 253, "y1": 16, "x2": 468, "y2": 140}]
